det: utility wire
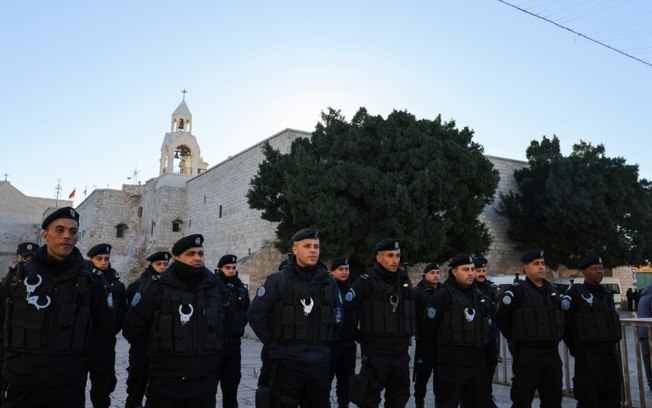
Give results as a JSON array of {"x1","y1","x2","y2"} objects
[{"x1": 497, "y1": 0, "x2": 652, "y2": 68}]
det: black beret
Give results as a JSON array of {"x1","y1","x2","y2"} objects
[
  {"x1": 473, "y1": 256, "x2": 488, "y2": 268},
  {"x1": 87, "y1": 243, "x2": 112, "y2": 258},
  {"x1": 375, "y1": 238, "x2": 400, "y2": 252},
  {"x1": 172, "y1": 234, "x2": 204, "y2": 256},
  {"x1": 423, "y1": 262, "x2": 440, "y2": 275},
  {"x1": 16, "y1": 242, "x2": 39, "y2": 256},
  {"x1": 330, "y1": 257, "x2": 349, "y2": 271},
  {"x1": 521, "y1": 249, "x2": 544, "y2": 264},
  {"x1": 218, "y1": 254, "x2": 237, "y2": 268},
  {"x1": 578, "y1": 256, "x2": 602, "y2": 270},
  {"x1": 449, "y1": 254, "x2": 474, "y2": 269},
  {"x1": 41, "y1": 206, "x2": 79, "y2": 230},
  {"x1": 146, "y1": 251, "x2": 171, "y2": 263},
  {"x1": 291, "y1": 228, "x2": 319, "y2": 242}
]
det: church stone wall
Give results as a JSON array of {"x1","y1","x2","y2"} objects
[
  {"x1": 185, "y1": 129, "x2": 310, "y2": 279},
  {"x1": 480, "y1": 155, "x2": 529, "y2": 276}
]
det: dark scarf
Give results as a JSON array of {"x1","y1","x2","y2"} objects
[{"x1": 174, "y1": 262, "x2": 208, "y2": 288}]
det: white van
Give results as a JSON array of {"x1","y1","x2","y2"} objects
[
  {"x1": 552, "y1": 277, "x2": 623, "y2": 309},
  {"x1": 487, "y1": 274, "x2": 526, "y2": 294}
]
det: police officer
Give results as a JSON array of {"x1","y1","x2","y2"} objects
[
  {"x1": 124, "y1": 234, "x2": 225, "y2": 407},
  {"x1": 412, "y1": 261, "x2": 442, "y2": 408},
  {"x1": 0, "y1": 207, "x2": 114, "y2": 408},
  {"x1": 562, "y1": 256, "x2": 621, "y2": 407},
  {"x1": 124, "y1": 250, "x2": 171, "y2": 408},
  {"x1": 247, "y1": 228, "x2": 341, "y2": 408},
  {"x1": 496, "y1": 249, "x2": 564, "y2": 408},
  {"x1": 328, "y1": 257, "x2": 356, "y2": 408},
  {"x1": 344, "y1": 238, "x2": 415, "y2": 408},
  {"x1": 423, "y1": 254, "x2": 489, "y2": 408},
  {"x1": 215, "y1": 254, "x2": 250, "y2": 408},
  {"x1": 473, "y1": 255, "x2": 499, "y2": 408},
  {"x1": 84, "y1": 243, "x2": 127, "y2": 408}
]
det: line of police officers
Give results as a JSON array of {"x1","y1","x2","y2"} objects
[{"x1": 0, "y1": 207, "x2": 624, "y2": 408}]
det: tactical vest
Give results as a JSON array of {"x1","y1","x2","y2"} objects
[
  {"x1": 512, "y1": 282, "x2": 564, "y2": 343},
  {"x1": 223, "y1": 282, "x2": 249, "y2": 338},
  {"x1": 359, "y1": 271, "x2": 416, "y2": 338},
  {"x1": 571, "y1": 284, "x2": 621, "y2": 344},
  {"x1": 5, "y1": 263, "x2": 93, "y2": 353},
  {"x1": 271, "y1": 271, "x2": 336, "y2": 344},
  {"x1": 149, "y1": 283, "x2": 224, "y2": 355},
  {"x1": 436, "y1": 285, "x2": 489, "y2": 348}
]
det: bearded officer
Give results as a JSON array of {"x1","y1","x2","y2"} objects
[
  {"x1": 496, "y1": 249, "x2": 564, "y2": 408},
  {"x1": 344, "y1": 238, "x2": 416, "y2": 408},
  {"x1": 215, "y1": 254, "x2": 250, "y2": 408},
  {"x1": 0, "y1": 207, "x2": 114, "y2": 408},
  {"x1": 124, "y1": 250, "x2": 171, "y2": 408},
  {"x1": 563, "y1": 256, "x2": 621, "y2": 407},
  {"x1": 123, "y1": 234, "x2": 225, "y2": 408},
  {"x1": 247, "y1": 228, "x2": 342, "y2": 408}
]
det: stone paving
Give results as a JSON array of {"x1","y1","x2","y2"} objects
[{"x1": 97, "y1": 320, "x2": 651, "y2": 407}]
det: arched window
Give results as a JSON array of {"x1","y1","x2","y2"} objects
[
  {"x1": 172, "y1": 219, "x2": 183, "y2": 232},
  {"x1": 116, "y1": 223, "x2": 128, "y2": 238}
]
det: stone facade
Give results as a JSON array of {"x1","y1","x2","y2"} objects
[{"x1": 0, "y1": 181, "x2": 72, "y2": 274}]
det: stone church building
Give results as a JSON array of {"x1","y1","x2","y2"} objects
[{"x1": 8, "y1": 97, "x2": 608, "y2": 293}]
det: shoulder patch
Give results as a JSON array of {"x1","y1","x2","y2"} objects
[
  {"x1": 345, "y1": 289, "x2": 355, "y2": 302},
  {"x1": 257, "y1": 287, "x2": 266, "y2": 297},
  {"x1": 561, "y1": 295, "x2": 571, "y2": 311},
  {"x1": 130, "y1": 292, "x2": 142, "y2": 307},
  {"x1": 427, "y1": 307, "x2": 436, "y2": 319},
  {"x1": 502, "y1": 294, "x2": 512, "y2": 305}
]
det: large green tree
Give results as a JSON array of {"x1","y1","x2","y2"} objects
[
  {"x1": 498, "y1": 135, "x2": 652, "y2": 269},
  {"x1": 247, "y1": 107, "x2": 499, "y2": 271}
]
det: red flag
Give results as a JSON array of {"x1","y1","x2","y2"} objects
[{"x1": 68, "y1": 188, "x2": 76, "y2": 199}]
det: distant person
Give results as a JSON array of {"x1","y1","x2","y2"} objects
[
  {"x1": 626, "y1": 288, "x2": 634, "y2": 311},
  {"x1": 637, "y1": 283, "x2": 652, "y2": 391},
  {"x1": 124, "y1": 250, "x2": 171, "y2": 408},
  {"x1": 412, "y1": 261, "x2": 442, "y2": 408},
  {"x1": 633, "y1": 288, "x2": 640, "y2": 310},
  {"x1": 563, "y1": 256, "x2": 621, "y2": 406},
  {"x1": 215, "y1": 254, "x2": 250, "y2": 408}
]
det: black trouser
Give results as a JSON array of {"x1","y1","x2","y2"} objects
[
  {"x1": 511, "y1": 345, "x2": 562, "y2": 408},
  {"x1": 216, "y1": 340, "x2": 242, "y2": 408},
  {"x1": 640, "y1": 338, "x2": 652, "y2": 390},
  {"x1": 86, "y1": 349, "x2": 117, "y2": 408},
  {"x1": 436, "y1": 359, "x2": 489, "y2": 408},
  {"x1": 484, "y1": 333, "x2": 499, "y2": 398},
  {"x1": 148, "y1": 375, "x2": 218, "y2": 408},
  {"x1": 413, "y1": 339, "x2": 436, "y2": 403},
  {"x1": 270, "y1": 358, "x2": 331, "y2": 408},
  {"x1": 573, "y1": 349, "x2": 621, "y2": 408},
  {"x1": 258, "y1": 344, "x2": 271, "y2": 387},
  {"x1": 329, "y1": 342, "x2": 356, "y2": 407},
  {"x1": 2, "y1": 380, "x2": 86, "y2": 408},
  {"x1": 125, "y1": 344, "x2": 149, "y2": 408},
  {"x1": 360, "y1": 350, "x2": 410, "y2": 408}
]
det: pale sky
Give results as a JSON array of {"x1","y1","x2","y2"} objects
[{"x1": 3, "y1": 1, "x2": 651, "y2": 203}]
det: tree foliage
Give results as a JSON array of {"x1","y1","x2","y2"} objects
[
  {"x1": 498, "y1": 135, "x2": 652, "y2": 269},
  {"x1": 247, "y1": 107, "x2": 499, "y2": 271}
]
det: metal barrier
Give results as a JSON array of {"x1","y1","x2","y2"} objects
[{"x1": 493, "y1": 317, "x2": 652, "y2": 408}]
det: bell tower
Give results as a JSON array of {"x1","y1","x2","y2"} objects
[{"x1": 159, "y1": 90, "x2": 208, "y2": 177}]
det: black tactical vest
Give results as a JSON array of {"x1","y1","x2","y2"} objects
[
  {"x1": 271, "y1": 270, "x2": 336, "y2": 344},
  {"x1": 512, "y1": 282, "x2": 564, "y2": 343},
  {"x1": 436, "y1": 285, "x2": 489, "y2": 348},
  {"x1": 149, "y1": 283, "x2": 224, "y2": 355},
  {"x1": 359, "y1": 270, "x2": 416, "y2": 338},
  {"x1": 571, "y1": 284, "x2": 621, "y2": 344},
  {"x1": 5, "y1": 263, "x2": 93, "y2": 353},
  {"x1": 223, "y1": 282, "x2": 249, "y2": 338}
]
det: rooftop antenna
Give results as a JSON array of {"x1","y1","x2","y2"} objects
[
  {"x1": 54, "y1": 179, "x2": 62, "y2": 207},
  {"x1": 127, "y1": 167, "x2": 140, "y2": 185}
]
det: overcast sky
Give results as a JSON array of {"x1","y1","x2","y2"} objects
[{"x1": 3, "y1": 1, "x2": 651, "y2": 202}]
